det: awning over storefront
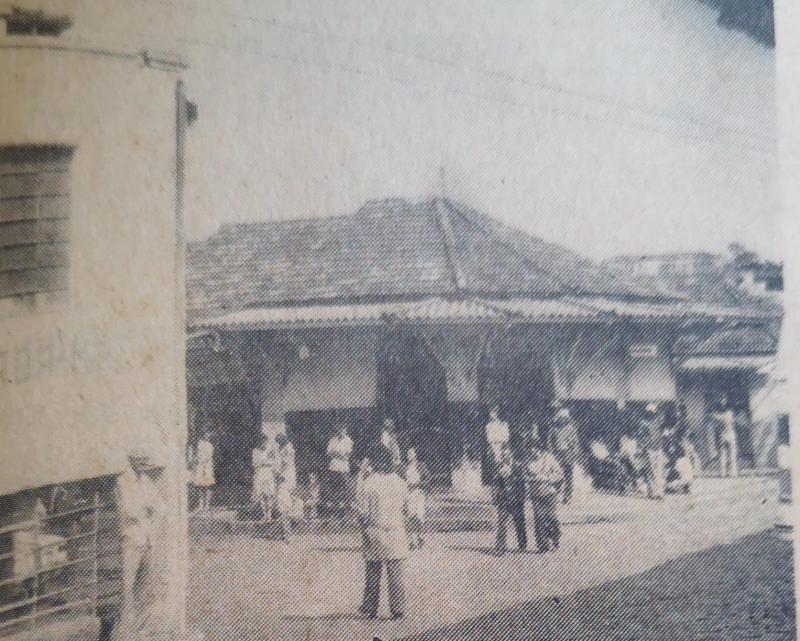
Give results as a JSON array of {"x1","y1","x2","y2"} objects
[
  {"x1": 195, "y1": 298, "x2": 503, "y2": 330},
  {"x1": 572, "y1": 297, "x2": 777, "y2": 322},
  {"x1": 486, "y1": 297, "x2": 603, "y2": 322},
  {"x1": 679, "y1": 355, "x2": 774, "y2": 371},
  {"x1": 195, "y1": 295, "x2": 772, "y2": 332}
]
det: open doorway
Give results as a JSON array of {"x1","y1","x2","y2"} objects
[
  {"x1": 376, "y1": 329, "x2": 452, "y2": 485},
  {"x1": 478, "y1": 340, "x2": 555, "y2": 481}
]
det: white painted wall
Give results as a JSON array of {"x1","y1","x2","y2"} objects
[
  {"x1": 0, "y1": 46, "x2": 184, "y2": 490},
  {"x1": 256, "y1": 323, "x2": 680, "y2": 417},
  {"x1": 553, "y1": 326, "x2": 677, "y2": 401},
  {"x1": 0, "y1": 44, "x2": 188, "y2": 636}
]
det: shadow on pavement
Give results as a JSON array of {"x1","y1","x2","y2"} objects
[
  {"x1": 315, "y1": 546, "x2": 362, "y2": 553},
  {"x1": 560, "y1": 513, "x2": 633, "y2": 526},
  {"x1": 283, "y1": 613, "x2": 367, "y2": 622},
  {"x1": 400, "y1": 531, "x2": 795, "y2": 641}
]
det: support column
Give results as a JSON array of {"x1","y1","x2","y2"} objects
[
  {"x1": 422, "y1": 326, "x2": 490, "y2": 496},
  {"x1": 680, "y1": 374, "x2": 715, "y2": 470}
]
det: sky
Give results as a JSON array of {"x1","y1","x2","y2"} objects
[{"x1": 46, "y1": 0, "x2": 781, "y2": 260}]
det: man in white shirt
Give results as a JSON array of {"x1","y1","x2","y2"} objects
[
  {"x1": 712, "y1": 397, "x2": 738, "y2": 478},
  {"x1": 485, "y1": 406, "x2": 510, "y2": 470},
  {"x1": 552, "y1": 408, "x2": 580, "y2": 503},
  {"x1": 326, "y1": 426, "x2": 353, "y2": 517},
  {"x1": 380, "y1": 418, "x2": 402, "y2": 471}
]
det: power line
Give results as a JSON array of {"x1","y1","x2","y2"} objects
[
  {"x1": 177, "y1": 34, "x2": 777, "y2": 156},
  {"x1": 83, "y1": 6, "x2": 776, "y2": 156},
  {"x1": 127, "y1": 0, "x2": 775, "y2": 149}
]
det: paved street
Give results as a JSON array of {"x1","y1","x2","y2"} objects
[{"x1": 188, "y1": 478, "x2": 794, "y2": 641}]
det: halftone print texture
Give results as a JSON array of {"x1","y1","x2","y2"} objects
[{"x1": 1, "y1": 1, "x2": 791, "y2": 640}]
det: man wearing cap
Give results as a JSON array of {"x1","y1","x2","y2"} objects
[
  {"x1": 551, "y1": 407, "x2": 580, "y2": 504},
  {"x1": 638, "y1": 403, "x2": 665, "y2": 499},
  {"x1": 113, "y1": 450, "x2": 166, "y2": 641}
]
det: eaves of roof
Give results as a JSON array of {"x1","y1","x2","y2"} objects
[{"x1": 191, "y1": 294, "x2": 771, "y2": 332}]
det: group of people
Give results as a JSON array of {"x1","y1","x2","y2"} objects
[
  {"x1": 189, "y1": 395, "x2": 738, "y2": 527},
  {"x1": 591, "y1": 396, "x2": 738, "y2": 501},
  {"x1": 251, "y1": 431, "x2": 297, "y2": 540},
  {"x1": 184, "y1": 397, "x2": 741, "y2": 620},
  {"x1": 353, "y1": 406, "x2": 578, "y2": 618},
  {"x1": 485, "y1": 404, "x2": 578, "y2": 555},
  {"x1": 485, "y1": 395, "x2": 738, "y2": 555},
  {"x1": 192, "y1": 428, "x2": 300, "y2": 540}
]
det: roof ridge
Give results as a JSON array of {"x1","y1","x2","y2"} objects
[
  {"x1": 451, "y1": 202, "x2": 671, "y2": 299},
  {"x1": 441, "y1": 198, "x2": 569, "y2": 293},
  {"x1": 433, "y1": 198, "x2": 469, "y2": 291}
]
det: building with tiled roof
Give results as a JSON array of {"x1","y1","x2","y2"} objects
[
  {"x1": 188, "y1": 197, "x2": 672, "y2": 325},
  {"x1": 186, "y1": 198, "x2": 781, "y2": 498}
]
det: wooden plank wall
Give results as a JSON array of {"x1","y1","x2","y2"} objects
[{"x1": 0, "y1": 146, "x2": 72, "y2": 300}]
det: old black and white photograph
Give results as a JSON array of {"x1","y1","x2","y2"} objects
[{"x1": 0, "y1": 1, "x2": 795, "y2": 640}]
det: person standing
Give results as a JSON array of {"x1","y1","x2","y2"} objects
[
  {"x1": 303, "y1": 473, "x2": 321, "y2": 519},
  {"x1": 551, "y1": 408, "x2": 579, "y2": 504},
  {"x1": 493, "y1": 443, "x2": 527, "y2": 555},
  {"x1": 193, "y1": 431, "x2": 215, "y2": 513},
  {"x1": 485, "y1": 406, "x2": 510, "y2": 468},
  {"x1": 359, "y1": 444, "x2": 409, "y2": 620},
  {"x1": 355, "y1": 457, "x2": 373, "y2": 550},
  {"x1": 113, "y1": 450, "x2": 166, "y2": 641},
  {"x1": 663, "y1": 404, "x2": 686, "y2": 471},
  {"x1": 252, "y1": 434, "x2": 279, "y2": 521},
  {"x1": 638, "y1": 403, "x2": 665, "y2": 500},
  {"x1": 713, "y1": 397, "x2": 739, "y2": 477},
  {"x1": 381, "y1": 418, "x2": 403, "y2": 472},
  {"x1": 326, "y1": 425, "x2": 353, "y2": 517},
  {"x1": 405, "y1": 448, "x2": 426, "y2": 550},
  {"x1": 526, "y1": 440, "x2": 564, "y2": 553},
  {"x1": 275, "y1": 432, "x2": 296, "y2": 541},
  {"x1": 619, "y1": 432, "x2": 646, "y2": 494}
]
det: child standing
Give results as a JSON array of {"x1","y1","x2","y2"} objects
[
  {"x1": 355, "y1": 457, "x2": 373, "y2": 549},
  {"x1": 405, "y1": 449, "x2": 426, "y2": 549},
  {"x1": 193, "y1": 431, "x2": 215, "y2": 513},
  {"x1": 275, "y1": 432, "x2": 296, "y2": 541},
  {"x1": 526, "y1": 441, "x2": 564, "y2": 553},
  {"x1": 303, "y1": 473, "x2": 321, "y2": 519}
]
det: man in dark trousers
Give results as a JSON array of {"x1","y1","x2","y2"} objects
[
  {"x1": 358, "y1": 444, "x2": 409, "y2": 619},
  {"x1": 638, "y1": 402, "x2": 665, "y2": 499},
  {"x1": 552, "y1": 407, "x2": 580, "y2": 504},
  {"x1": 493, "y1": 443, "x2": 527, "y2": 555},
  {"x1": 526, "y1": 439, "x2": 564, "y2": 553}
]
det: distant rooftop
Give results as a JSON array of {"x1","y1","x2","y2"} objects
[{"x1": 602, "y1": 251, "x2": 782, "y2": 314}]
